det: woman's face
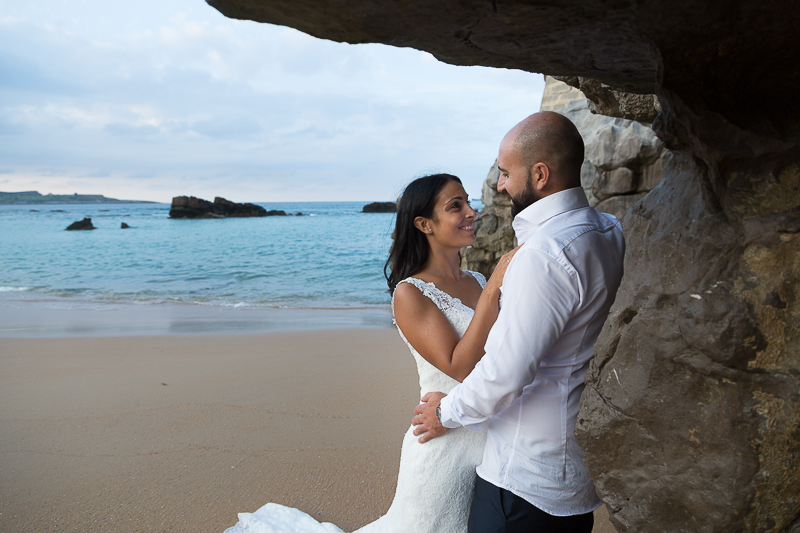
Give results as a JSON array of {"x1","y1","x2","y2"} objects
[{"x1": 427, "y1": 180, "x2": 476, "y2": 248}]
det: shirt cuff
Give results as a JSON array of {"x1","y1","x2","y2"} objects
[{"x1": 439, "y1": 394, "x2": 461, "y2": 429}]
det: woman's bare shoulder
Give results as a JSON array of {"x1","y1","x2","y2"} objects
[
  {"x1": 394, "y1": 280, "x2": 430, "y2": 308},
  {"x1": 395, "y1": 280, "x2": 448, "y2": 326}
]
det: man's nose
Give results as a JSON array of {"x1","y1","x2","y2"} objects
[{"x1": 497, "y1": 174, "x2": 507, "y2": 192}]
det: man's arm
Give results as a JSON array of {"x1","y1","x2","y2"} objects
[{"x1": 439, "y1": 248, "x2": 578, "y2": 429}]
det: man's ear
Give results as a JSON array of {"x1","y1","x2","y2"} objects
[
  {"x1": 531, "y1": 162, "x2": 550, "y2": 192},
  {"x1": 414, "y1": 216, "x2": 432, "y2": 234}
]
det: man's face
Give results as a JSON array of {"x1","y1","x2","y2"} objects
[
  {"x1": 509, "y1": 168, "x2": 541, "y2": 217},
  {"x1": 497, "y1": 133, "x2": 540, "y2": 217}
]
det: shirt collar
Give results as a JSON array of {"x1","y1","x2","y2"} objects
[{"x1": 512, "y1": 187, "x2": 590, "y2": 243}]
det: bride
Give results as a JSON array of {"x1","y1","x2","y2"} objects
[{"x1": 225, "y1": 174, "x2": 517, "y2": 533}]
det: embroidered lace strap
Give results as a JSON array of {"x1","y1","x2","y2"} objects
[
  {"x1": 392, "y1": 272, "x2": 486, "y2": 318},
  {"x1": 395, "y1": 277, "x2": 457, "y2": 313},
  {"x1": 466, "y1": 270, "x2": 487, "y2": 289}
]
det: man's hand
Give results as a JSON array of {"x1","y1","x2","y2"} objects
[{"x1": 412, "y1": 391, "x2": 449, "y2": 444}]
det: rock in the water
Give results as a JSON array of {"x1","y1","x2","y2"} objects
[
  {"x1": 168, "y1": 196, "x2": 269, "y2": 218},
  {"x1": 121, "y1": 222, "x2": 130, "y2": 229},
  {"x1": 362, "y1": 201, "x2": 396, "y2": 213},
  {"x1": 66, "y1": 218, "x2": 95, "y2": 231},
  {"x1": 264, "y1": 210, "x2": 288, "y2": 216}
]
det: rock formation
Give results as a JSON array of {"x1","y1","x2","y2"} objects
[
  {"x1": 362, "y1": 201, "x2": 397, "y2": 213},
  {"x1": 208, "y1": 2, "x2": 800, "y2": 531},
  {"x1": 65, "y1": 218, "x2": 95, "y2": 231},
  {"x1": 552, "y1": 76, "x2": 661, "y2": 124},
  {"x1": 553, "y1": 85, "x2": 670, "y2": 222},
  {"x1": 169, "y1": 196, "x2": 272, "y2": 218},
  {"x1": 121, "y1": 222, "x2": 130, "y2": 229}
]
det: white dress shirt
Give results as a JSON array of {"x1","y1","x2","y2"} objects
[{"x1": 439, "y1": 187, "x2": 625, "y2": 516}]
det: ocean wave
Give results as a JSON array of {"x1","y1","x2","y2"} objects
[{"x1": 0, "y1": 286, "x2": 30, "y2": 292}]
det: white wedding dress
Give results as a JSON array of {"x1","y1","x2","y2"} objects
[{"x1": 224, "y1": 272, "x2": 488, "y2": 533}]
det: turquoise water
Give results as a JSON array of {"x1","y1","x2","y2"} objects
[{"x1": 0, "y1": 202, "x2": 399, "y2": 309}]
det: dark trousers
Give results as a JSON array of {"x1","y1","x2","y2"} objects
[{"x1": 468, "y1": 475, "x2": 594, "y2": 533}]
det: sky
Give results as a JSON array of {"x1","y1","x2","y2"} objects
[{"x1": 0, "y1": 0, "x2": 544, "y2": 203}]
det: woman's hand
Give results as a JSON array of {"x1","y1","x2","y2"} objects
[
  {"x1": 484, "y1": 245, "x2": 522, "y2": 293},
  {"x1": 424, "y1": 245, "x2": 521, "y2": 382}
]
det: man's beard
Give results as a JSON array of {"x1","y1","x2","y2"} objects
[{"x1": 510, "y1": 169, "x2": 541, "y2": 217}]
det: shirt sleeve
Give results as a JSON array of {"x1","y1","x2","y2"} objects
[{"x1": 439, "y1": 246, "x2": 578, "y2": 429}]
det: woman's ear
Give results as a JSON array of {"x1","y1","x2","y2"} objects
[{"x1": 414, "y1": 216, "x2": 432, "y2": 234}]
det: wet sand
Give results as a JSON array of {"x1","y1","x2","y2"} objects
[{"x1": 0, "y1": 329, "x2": 615, "y2": 532}]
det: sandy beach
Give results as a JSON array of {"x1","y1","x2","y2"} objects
[{"x1": 0, "y1": 327, "x2": 614, "y2": 532}]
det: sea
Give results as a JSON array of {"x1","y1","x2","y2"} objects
[{"x1": 0, "y1": 200, "x2": 479, "y2": 337}]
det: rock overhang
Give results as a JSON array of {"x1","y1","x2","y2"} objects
[{"x1": 206, "y1": 0, "x2": 800, "y2": 146}]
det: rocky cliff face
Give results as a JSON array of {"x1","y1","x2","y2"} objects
[
  {"x1": 580, "y1": 153, "x2": 800, "y2": 533},
  {"x1": 208, "y1": 2, "x2": 800, "y2": 531},
  {"x1": 567, "y1": 104, "x2": 669, "y2": 221}
]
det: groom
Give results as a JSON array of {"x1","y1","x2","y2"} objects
[{"x1": 412, "y1": 111, "x2": 625, "y2": 532}]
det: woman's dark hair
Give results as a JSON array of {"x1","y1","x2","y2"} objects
[{"x1": 384, "y1": 173, "x2": 462, "y2": 293}]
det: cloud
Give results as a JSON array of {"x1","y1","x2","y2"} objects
[
  {"x1": 85, "y1": 169, "x2": 111, "y2": 178},
  {"x1": 103, "y1": 122, "x2": 160, "y2": 137},
  {"x1": 0, "y1": 0, "x2": 545, "y2": 202},
  {"x1": 0, "y1": 116, "x2": 26, "y2": 135},
  {"x1": 190, "y1": 116, "x2": 262, "y2": 139}
]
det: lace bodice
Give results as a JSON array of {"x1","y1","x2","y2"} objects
[{"x1": 393, "y1": 271, "x2": 487, "y2": 396}]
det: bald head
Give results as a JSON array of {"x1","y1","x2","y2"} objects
[{"x1": 505, "y1": 111, "x2": 584, "y2": 190}]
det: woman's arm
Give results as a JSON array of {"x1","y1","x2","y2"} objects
[{"x1": 393, "y1": 246, "x2": 519, "y2": 382}]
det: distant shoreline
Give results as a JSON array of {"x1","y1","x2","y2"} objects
[
  {"x1": 0, "y1": 190, "x2": 156, "y2": 205},
  {"x1": 1, "y1": 200, "x2": 157, "y2": 205}
]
